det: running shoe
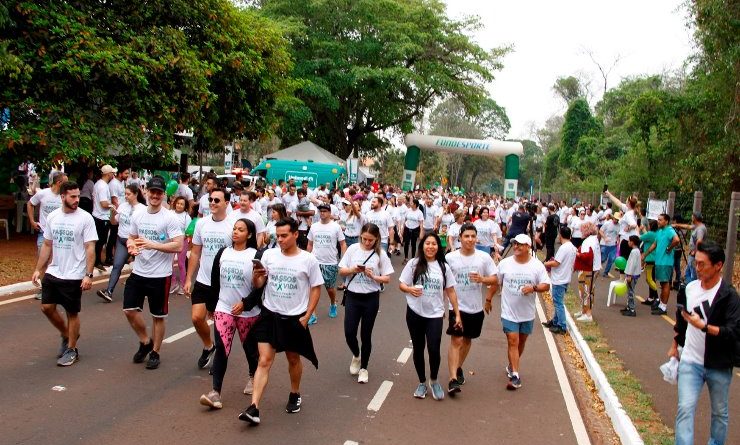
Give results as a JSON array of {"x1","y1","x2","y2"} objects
[
  {"x1": 96, "y1": 289, "x2": 113, "y2": 303},
  {"x1": 651, "y1": 307, "x2": 667, "y2": 316},
  {"x1": 549, "y1": 325, "x2": 567, "y2": 334},
  {"x1": 285, "y1": 392, "x2": 302, "y2": 413},
  {"x1": 197, "y1": 345, "x2": 216, "y2": 369},
  {"x1": 507, "y1": 375, "x2": 522, "y2": 390},
  {"x1": 57, "y1": 348, "x2": 79, "y2": 366},
  {"x1": 575, "y1": 313, "x2": 593, "y2": 322},
  {"x1": 358, "y1": 369, "x2": 369, "y2": 384},
  {"x1": 239, "y1": 404, "x2": 260, "y2": 425},
  {"x1": 133, "y1": 339, "x2": 153, "y2": 363},
  {"x1": 169, "y1": 283, "x2": 180, "y2": 295},
  {"x1": 456, "y1": 367, "x2": 465, "y2": 385},
  {"x1": 243, "y1": 376, "x2": 254, "y2": 395},
  {"x1": 620, "y1": 308, "x2": 637, "y2": 317},
  {"x1": 541, "y1": 319, "x2": 554, "y2": 328},
  {"x1": 573, "y1": 311, "x2": 582, "y2": 318},
  {"x1": 308, "y1": 313, "x2": 318, "y2": 325},
  {"x1": 58, "y1": 337, "x2": 69, "y2": 359},
  {"x1": 641, "y1": 298, "x2": 656, "y2": 306},
  {"x1": 328, "y1": 304, "x2": 338, "y2": 318},
  {"x1": 413, "y1": 382, "x2": 427, "y2": 399},
  {"x1": 349, "y1": 356, "x2": 361, "y2": 376},
  {"x1": 448, "y1": 379, "x2": 461, "y2": 396},
  {"x1": 199, "y1": 390, "x2": 223, "y2": 409},
  {"x1": 35, "y1": 291, "x2": 42, "y2": 301},
  {"x1": 430, "y1": 382, "x2": 444, "y2": 400},
  {"x1": 146, "y1": 351, "x2": 160, "y2": 369},
  {"x1": 505, "y1": 365, "x2": 513, "y2": 379}
]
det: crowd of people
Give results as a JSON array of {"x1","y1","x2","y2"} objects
[{"x1": 25, "y1": 165, "x2": 738, "y2": 443}]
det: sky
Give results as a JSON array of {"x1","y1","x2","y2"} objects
[{"x1": 442, "y1": 0, "x2": 696, "y2": 140}]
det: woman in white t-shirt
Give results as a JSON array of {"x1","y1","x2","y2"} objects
[
  {"x1": 446, "y1": 209, "x2": 466, "y2": 251},
  {"x1": 399, "y1": 232, "x2": 462, "y2": 401},
  {"x1": 338, "y1": 223, "x2": 394, "y2": 383},
  {"x1": 341, "y1": 200, "x2": 364, "y2": 247},
  {"x1": 604, "y1": 191, "x2": 640, "y2": 258},
  {"x1": 385, "y1": 196, "x2": 400, "y2": 255},
  {"x1": 199, "y1": 218, "x2": 261, "y2": 410},
  {"x1": 263, "y1": 203, "x2": 287, "y2": 249},
  {"x1": 171, "y1": 196, "x2": 192, "y2": 295},
  {"x1": 473, "y1": 207, "x2": 501, "y2": 255},
  {"x1": 403, "y1": 199, "x2": 424, "y2": 263},
  {"x1": 574, "y1": 222, "x2": 602, "y2": 322},
  {"x1": 439, "y1": 201, "x2": 455, "y2": 229}
]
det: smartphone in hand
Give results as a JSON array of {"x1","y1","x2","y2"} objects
[
  {"x1": 677, "y1": 303, "x2": 690, "y2": 314},
  {"x1": 603, "y1": 184, "x2": 609, "y2": 193},
  {"x1": 252, "y1": 259, "x2": 265, "y2": 270}
]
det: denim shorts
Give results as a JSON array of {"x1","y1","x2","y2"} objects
[{"x1": 501, "y1": 318, "x2": 534, "y2": 335}]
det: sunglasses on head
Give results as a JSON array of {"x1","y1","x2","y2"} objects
[{"x1": 208, "y1": 197, "x2": 222, "y2": 203}]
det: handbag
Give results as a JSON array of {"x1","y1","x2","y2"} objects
[{"x1": 341, "y1": 250, "x2": 376, "y2": 306}]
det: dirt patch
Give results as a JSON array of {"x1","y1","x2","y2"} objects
[{"x1": 0, "y1": 233, "x2": 39, "y2": 287}]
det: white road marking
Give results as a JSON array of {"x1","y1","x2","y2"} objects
[
  {"x1": 0, "y1": 274, "x2": 130, "y2": 307},
  {"x1": 163, "y1": 320, "x2": 213, "y2": 344},
  {"x1": 536, "y1": 297, "x2": 592, "y2": 445},
  {"x1": 396, "y1": 347, "x2": 412, "y2": 364},
  {"x1": 344, "y1": 441, "x2": 359, "y2": 445},
  {"x1": 367, "y1": 380, "x2": 393, "y2": 412}
]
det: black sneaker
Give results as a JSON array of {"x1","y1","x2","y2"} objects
[
  {"x1": 549, "y1": 325, "x2": 567, "y2": 334},
  {"x1": 285, "y1": 392, "x2": 301, "y2": 413},
  {"x1": 456, "y1": 367, "x2": 465, "y2": 385},
  {"x1": 640, "y1": 298, "x2": 656, "y2": 306},
  {"x1": 133, "y1": 339, "x2": 153, "y2": 363},
  {"x1": 58, "y1": 337, "x2": 69, "y2": 358},
  {"x1": 94, "y1": 263, "x2": 106, "y2": 272},
  {"x1": 96, "y1": 289, "x2": 113, "y2": 303},
  {"x1": 541, "y1": 319, "x2": 554, "y2": 328},
  {"x1": 238, "y1": 403, "x2": 261, "y2": 425},
  {"x1": 651, "y1": 307, "x2": 667, "y2": 316},
  {"x1": 57, "y1": 348, "x2": 79, "y2": 366},
  {"x1": 198, "y1": 346, "x2": 216, "y2": 369},
  {"x1": 620, "y1": 308, "x2": 637, "y2": 317},
  {"x1": 507, "y1": 375, "x2": 522, "y2": 390},
  {"x1": 448, "y1": 379, "x2": 461, "y2": 396},
  {"x1": 145, "y1": 351, "x2": 160, "y2": 369}
]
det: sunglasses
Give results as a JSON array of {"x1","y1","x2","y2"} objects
[{"x1": 208, "y1": 198, "x2": 222, "y2": 203}]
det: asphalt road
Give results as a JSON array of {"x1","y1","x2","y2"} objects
[{"x1": 1, "y1": 253, "x2": 589, "y2": 445}]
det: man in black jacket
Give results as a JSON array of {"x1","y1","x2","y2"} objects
[
  {"x1": 543, "y1": 204, "x2": 560, "y2": 261},
  {"x1": 669, "y1": 240, "x2": 740, "y2": 445}
]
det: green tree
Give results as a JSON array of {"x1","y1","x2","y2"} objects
[
  {"x1": 553, "y1": 76, "x2": 586, "y2": 105},
  {"x1": 559, "y1": 98, "x2": 601, "y2": 172}
]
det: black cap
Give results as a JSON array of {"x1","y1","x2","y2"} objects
[
  {"x1": 317, "y1": 204, "x2": 331, "y2": 212},
  {"x1": 147, "y1": 176, "x2": 166, "y2": 191}
]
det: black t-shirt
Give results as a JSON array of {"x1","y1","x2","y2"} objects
[
  {"x1": 545, "y1": 214, "x2": 560, "y2": 237},
  {"x1": 509, "y1": 210, "x2": 531, "y2": 236}
]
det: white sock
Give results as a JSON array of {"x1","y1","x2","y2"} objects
[{"x1": 659, "y1": 302, "x2": 667, "y2": 311}]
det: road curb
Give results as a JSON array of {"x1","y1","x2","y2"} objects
[
  {"x1": 566, "y1": 311, "x2": 644, "y2": 445},
  {"x1": 0, "y1": 264, "x2": 132, "y2": 297}
]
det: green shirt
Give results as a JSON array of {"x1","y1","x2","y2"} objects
[
  {"x1": 640, "y1": 231, "x2": 657, "y2": 263},
  {"x1": 654, "y1": 226, "x2": 677, "y2": 267}
]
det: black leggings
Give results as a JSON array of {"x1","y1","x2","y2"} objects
[
  {"x1": 405, "y1": 306, "x2": 443, "y2": 382},
  {"x1": 344, "y1": 291, "x2": 380, "y2": 369},
  {"x1": 403, "y1": 227, "x2": 420, "y2": 259},
  {"x1": 93, "y1": 217, "x2": 109, "y2": 265},
  {"x1": 211, "y1": 323, "x2": 258, "y2": 393}
]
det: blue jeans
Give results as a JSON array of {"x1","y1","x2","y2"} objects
[
  {"x1": 475, "y1": 244, "x2": 491, "y2": 254},
  {"x1": 345, "y1": 235, "x2": 358, "y2": 247},
  {"x1": 551, "y1": 284, "x2": 568, "y2": 330},
  {"x1": 36, "y1": 231, "x2": 44, "y2": 252},
  {"x1": 106, "y1": 237, "x2": 129, "y2": 294},
  {"x1": 685, "y1": 255, "x2": 697, "y2": 284},
  {"x1": 675, "y1": 360, "x2": 733, "y2": 445},
  {"x1": 600, "y1": 245, "x2": 616, "y2": 275}
]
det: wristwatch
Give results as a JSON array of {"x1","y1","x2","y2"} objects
[
  {"x1": 701, "y1": 323, "x2": 708, "y2": 333},
  {"x1": 85, "y1": 272, "x2": 94, "y2": 279}
]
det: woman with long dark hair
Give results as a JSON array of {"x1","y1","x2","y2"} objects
[
  {"x1": 399, "y1": 232, "x2": 462, "y2": 401},
  {"x1": 263, "y1": 203, "x2": 287, "y2": 248},
  {"x1": 199, "y1": 218, "x2": 261, "y2": 409},
  {"x1": 402, "y1": 199, "x2": 424, "y2": 264},
  {"x1": 338, "y1": 223, "x2": 394, "y2": 383}
]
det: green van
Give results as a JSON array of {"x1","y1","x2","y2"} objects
[{"x1": 252, "y1": 159, "x2": 346, "y2": 188}]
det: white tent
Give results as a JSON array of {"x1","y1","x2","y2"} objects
[{"x1": 264, "y1": 141, "x2": 345, "y2": 165}]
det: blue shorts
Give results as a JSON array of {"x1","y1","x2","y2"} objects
[
  {"x1": 319, "y1": 264, "x2": 338, "y2": 289},
  {"x1": 501, "y1": 318, "x2": 534, "y2": 335},
  {"x1": 655, "y1": 265, "x2": 673, "y2": 283}
]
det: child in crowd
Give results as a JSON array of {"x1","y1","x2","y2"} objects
[{"x1": 621, "y1": 235, "x2": 642, "y2": 317}]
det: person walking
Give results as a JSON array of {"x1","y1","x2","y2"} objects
[
  {"x1": 402, "y1": 199, "x2": 424, "y2": 264},
  {"x1": 92, "y1": 165, "x2": 117, "y2": 270},
  {"x1": 599, "y1": 213, "x2": 619, "y2": 278},
  {"x1": 670, "y1": 241, "x2": 740, "y2": 445},
  {"x1": 639, "y1": 219, "x2": 660, "y2": 307},
  {"x1": 673, "y1": 212, "x2": 707, "y2": 284},
  {"x1": 31, "y1": 181, "x2": 97, "y2": 366},
  {"x1": 307, "y1": 204, "x2": 347, "y2": 323},
  {"x1": 543, "y1": 204, "x2": 560, "y2": 261},
  {"x1": 642, "y1": 213, "x2": 680, "y2": 315},
  {"x1": 105, "y1": 167, "x2": 129, "y2": 266},
  {"x1": 543, "y1": 227, "x2": 576, "y2": 334},
  {"x1": 620, "y1": 235, "x2": 643, "y2": 317},
  {"x1": 399, "y1": 233, "x2": 462, "y2": 401},
  {"x1": 574, "y1": 222, "x2": 601, "y2": 322}
]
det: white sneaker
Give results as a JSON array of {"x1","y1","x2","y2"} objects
[
  {"x1": 576, "y1": 313, "x2": 593, "y2": 322},
  {"x1": 243, "y1": 376, "x2": 254, "y2": 395},
  {"x1": 349, "y1": 356, "x2": 361, "y2": 376},
  {"x1": 358, "y1": 368, "x2": 369, "y2": 384},
  {"x1": 170, "y1": 283, "x2": 180, "y2": 295},
  {"x1": 573, "y1": 311, "x2": 582, "y2": 317}
]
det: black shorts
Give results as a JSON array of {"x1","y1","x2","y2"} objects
[
  {"x1": 252, "y1": 307, "x2": 318, "y2": 369},
  {"x1": 41, "y1": 275, "x2": 82, "y2": 314},
  {"x1": 123, "y1": 273, "x2": 170, "y2": 317},
  {"x1": 446, "y1": 310, "x2": 485, "y2": 339},
  {"x1": 190, "y1": 281, "x2": 217, "y2": 311}
]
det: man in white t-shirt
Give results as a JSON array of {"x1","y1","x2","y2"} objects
[
  {"x1": 282, "y1": 183, "x2": 298, "y2": 210},
  {"x1": 543, "y1": 227, "x2": 577, "y2": 334},
  {"x1": 198, "y1": 175, "x2": 231, "y2": 218},
  {"x1": 32, "y1": 181, "x2": 97, "y2": 366},
  {"x1": 445, "y1": 223, "x2": 498, "y2": 395},
  {"x1": 364, "y1": 196, "x2": 395, "y2": 252},
  {"x1": 123, "y1": 176, "x2": 184, "y2": 370},
  {"x1": 175, "y1": 172, "x2": 196, "y2": 208},
  {"x1": 28, "y1": 171, "x2": 67, "y2": 299},
  {"x1": 186, "y1": 187, "x2": 234, "y2": 370},
  {"x1": 307, "y1": 204, "x2": 347, "y2": 323},
  {"x1": 239, "y1": 218, "x2": 323, "y2": 425},
  {"x1": 228, "y1": 190, "x2": 267, "y2": 248},
  {"x1": 105, "y1": 168, "x2": 129, "y2": 266},
  {"x1": 92, "y1": 164, "x2": 116, "y2": 269},
  {"x1": 491, "y1": 233, "x2": 550, "y2": 390}
]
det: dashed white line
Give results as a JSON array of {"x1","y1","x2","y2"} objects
[
  {"x1": 344, "y1": 441, "x2": 359, "y2": 445},
  {"x1": 396, "y1": 347, "x2": 412, "y2": 364},
  {"x1": 163, "y1": 320, "x2": 213, "y2": 343},
  {"x1": 367, "y1": 380, "x2": 393, "y2": 412}
]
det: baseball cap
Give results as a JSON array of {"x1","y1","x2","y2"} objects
[
  {"x1": 341, "y1": 198, "x2": 351, "y2": 206},
  {"x1": 101, "y1": 165, "x2": 118, "y2": 175},
  {"x1": 613, "y1": 211, "x2": 623, "y2": 221},
  {"x1": 317, "y1": 204, "x2": 331, "y2": 212},
  {"x1": 147, "y1": 176, "x2": 166, "y2": 191},
  {"x1": 512, "y1": 234, "x2": 532, "y2": 246}
]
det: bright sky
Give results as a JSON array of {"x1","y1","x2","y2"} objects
[{"x1": 443, "y1": 0, "x2": 695, "y2": 140}]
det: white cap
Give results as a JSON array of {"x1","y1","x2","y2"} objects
[
  {"x1": 513, "y1": 233, "x2": 532, "y2": 246},
  {"x1": 101, "y1": 164, "x2": 118, "y2": 175}
]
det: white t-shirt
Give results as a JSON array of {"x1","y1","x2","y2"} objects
[
  {"x1": 172, "y1": 210, "x2": 192, "y2": 232},
  {"x1": 342, "y1": 213, "x2": 364, "y2": 237},
  {"x1": 440, "y1": 212, "x2": 455, "y2": 228},
  {"x1": 404, "y1": 208, "x2": 423, "y2": 229},
  {"x1": 92, "y1": 179, "x2": 111, "y2": 220},
  {"x1": 308, "y1": 221, "x2": 345, "y2": 265},
  {"x1": 396, "y1": 204, "x2": 408, "y2": 224},
  {"x1": 117, "y1": 202, "x2": 146, "y2": 239},
  {"x1": 80, "y1": 179, "x2": 94, "y2": 200},
  {"x1": 175, "y1": 183, "x2": 194, "y2": 202},
  {"x1": 192, "y1": 215, "x2": 234, "y2": 285},
  {"x1": 619, "y1": 207, "x2": 639, "y2": 238},
  {"x1": 339, "y1": 244, "x2": 394, "y2": 294},
  {"x1": 228, "y1": 208, "x2": 267, "y2": 236},
  {"x1": 44, "y1": 208, "x2": 98, "y2": 280},
  {"x1": 551, "y1": 242, "x2": 577, "y2": 285},
  {"x1": 261, "y1": 249, "x2": 324, "y2": 316},
  {"x1": 600, "y1": 221, "x2": 619, "y2": 246},
  {"x1": 581, "y1": 235, "x2": 602, "y2": 271},
  {"x1": 365, "y1": 209, "x2": 395, "y2": 243},
  {"x1": 30, "y1": 188, "x2": 61, "y2": 232},
  {"x1": 681, "y1": 279, "x2": 722, "y2": 366},
  {"x1": 569, "y1": 217, "x2": 586, "y2": 238},
  {"x1": 282, "y1": 192, "x2": 298, "y2": 209},
  {"x1": 129, "y1": 207, "x2": 183, "y2": 278},
  {"x1": 447, "y1": 222, "x2": 462, "y2": 249},
  {"x1": 215, "y1": 247, "x2": 261, "y2": 318},
  {"x1": 422, "y1": 205, "x2": 439, "y2": 230},
  {"x1": 109, "y1": 178, "x2": 125, "y2": 204},
  {"x1": 265, "y1": 220, "x2": 278, "y2": 248},
  {"x1": 497, "y1": 256, "x2": 550, "y2": 322},
  {"x1": 445, "y1": 250, "x2": 497, "y2": 313},
  {"x1": 474, "y1": 218, "x2": 501, "y2": 247},
  {"x1": 399, "y1": 258, "x2": 457, "y2": 318}
]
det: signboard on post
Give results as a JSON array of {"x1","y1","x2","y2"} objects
[
  {"x1": 224, "y1": 144, "x2": 233, "y2": 174},
  {"x1": 647, "y1": 199, "x2": 667, "y2": 220}
]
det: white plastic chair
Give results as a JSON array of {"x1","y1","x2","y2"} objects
[{"x1": 606, "y1": 280, "x2": 624, "y2": 307}]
